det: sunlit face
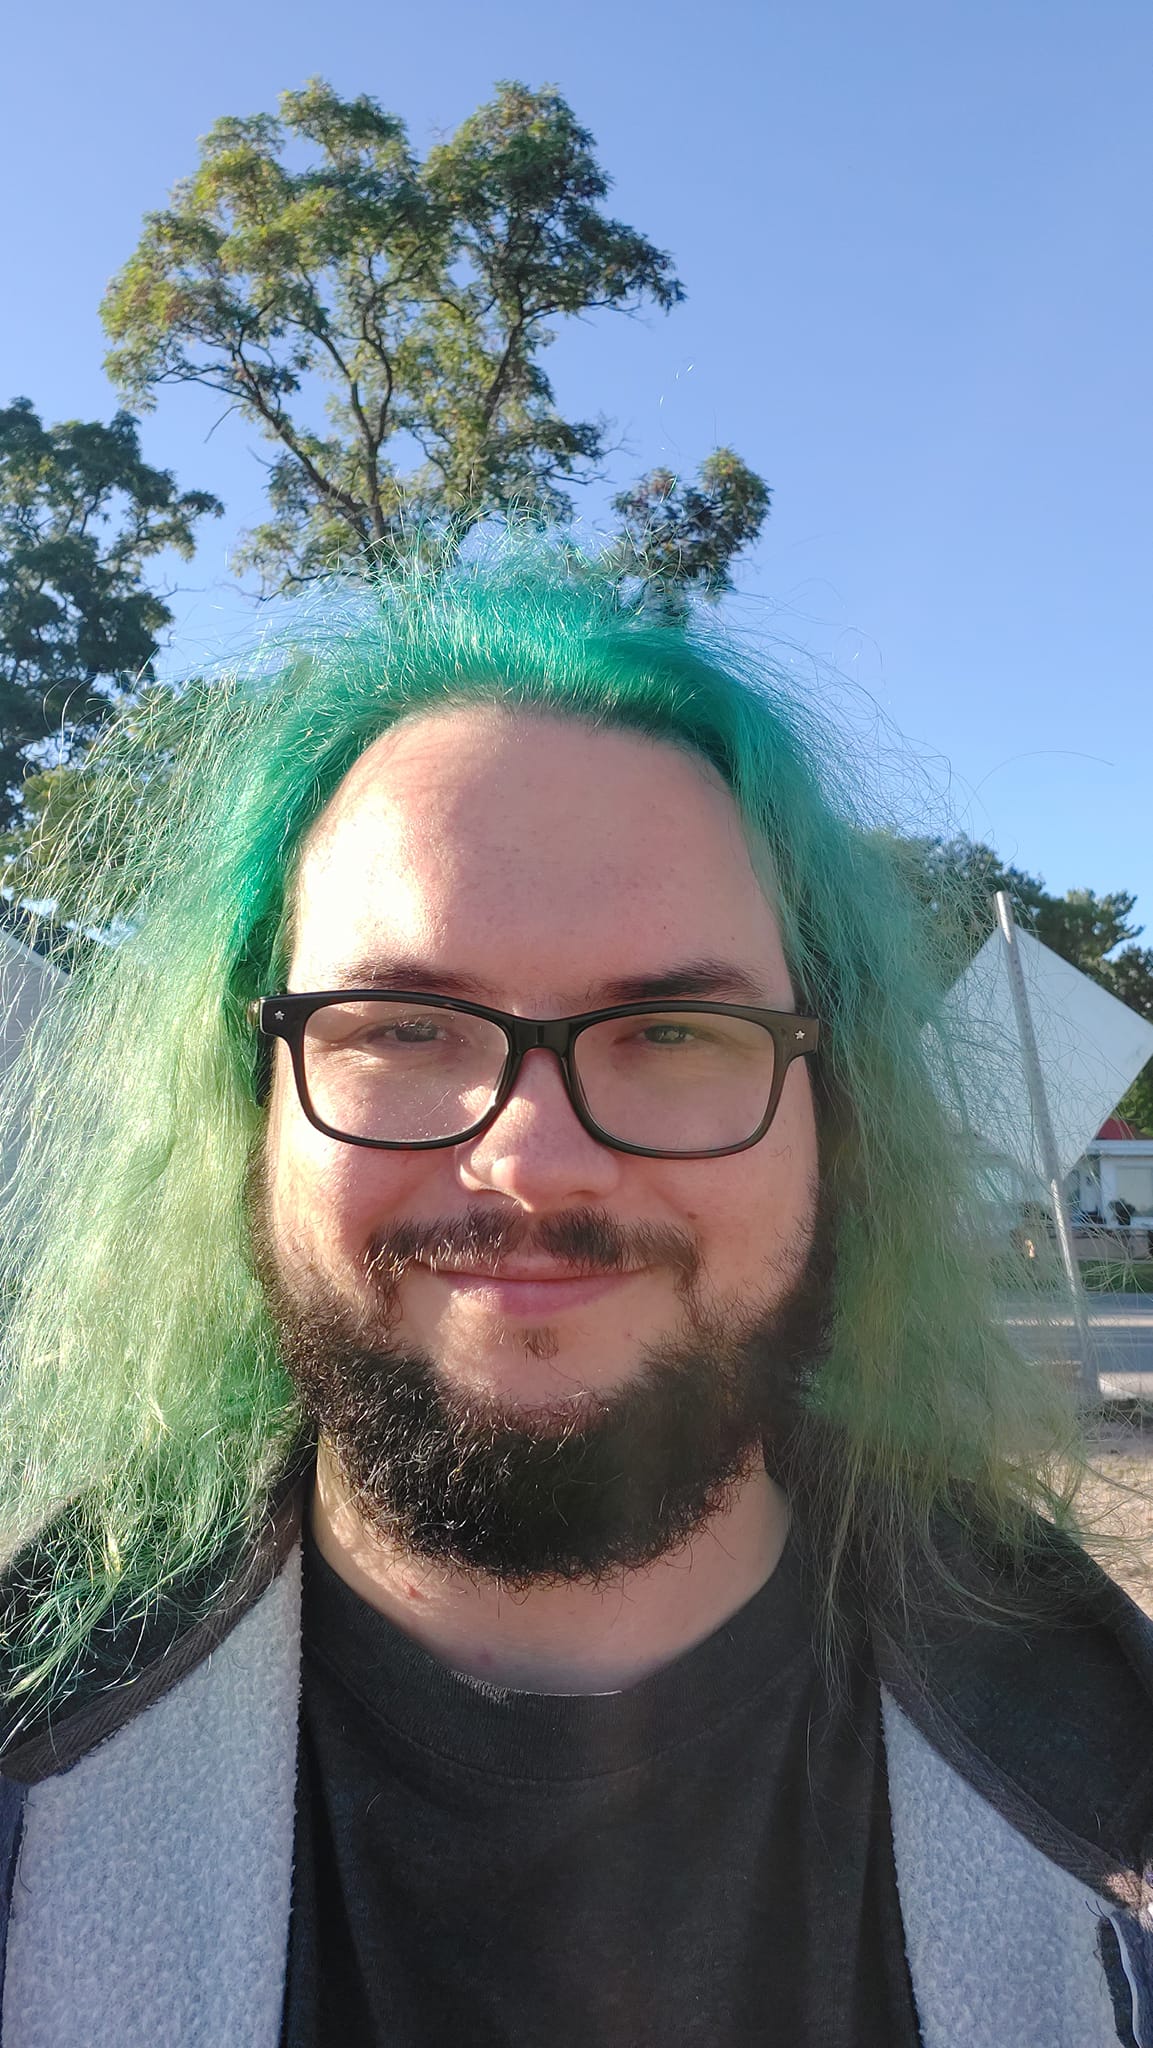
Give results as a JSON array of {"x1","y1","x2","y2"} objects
[{"x1": 263, "y1": 706, "x2": 820, "y2": 1422}]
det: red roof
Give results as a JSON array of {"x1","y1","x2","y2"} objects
[{"x1": 1097, "y1": 1117, "x2": 1141, "y2": 1140}]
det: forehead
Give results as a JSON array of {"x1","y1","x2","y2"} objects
[{"x1": 290, "y1": 707, "x2": 792, "y2": 1002}]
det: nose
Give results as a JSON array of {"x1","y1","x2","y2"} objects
[{"x1": 456, "y1": 1048, "x2": 623, "y2": 1208}]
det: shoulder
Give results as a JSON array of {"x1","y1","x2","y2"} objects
[
  {"x1": 0, "y1": 1473, "x2": 305, "y2": 1785},
  {"x1": 874, "y1": 1517, "x2": 1153, "y2": 1905}
]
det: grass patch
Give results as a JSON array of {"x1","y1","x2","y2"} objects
[{"x1": 1080, "y1": 1262, "x2": 1153, "y2": 1295}]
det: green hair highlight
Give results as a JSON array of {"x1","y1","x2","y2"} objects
[{"x1": 0, "y1": 545, "x2": 1085, "y2": 1712}]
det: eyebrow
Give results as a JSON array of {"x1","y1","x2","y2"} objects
[{"x1": 314, "y1": 956, "x2": 775, "y2": 1008}]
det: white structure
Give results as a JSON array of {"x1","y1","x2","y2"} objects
[
  {"x1": 1067, "y1": 1122, "x2": 1153, "y2": 1230},
  {"x1": 942, "y1": 927, "x2": 1153, "y2": 1180},
  {"x1": 0, "y1": 924, "x2": 62, "y2": 1179},
  {"x1": 0, "y1": 923, "x2": 61, "y2": 1074}
]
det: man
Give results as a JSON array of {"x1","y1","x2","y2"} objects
[{"x1": 0, "y1": 557, "x2": 1150, "y2": 2047}]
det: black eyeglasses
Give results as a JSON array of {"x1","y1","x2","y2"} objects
[{"x1": 255, "y1": 990, "x2": 820, "y2": 1161}]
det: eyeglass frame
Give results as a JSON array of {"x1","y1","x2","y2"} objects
[{"x1": 253, "y1": 990, "x2": 821, "y2": 1161}]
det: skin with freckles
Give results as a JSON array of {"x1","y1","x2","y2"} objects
[{"x1": 264, "y1": 706, "x2": 820, "y2": 1689}]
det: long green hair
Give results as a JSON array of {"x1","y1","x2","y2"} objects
[{"x1": 0, "y1": 546, "x2": 1084, "y2": 1709}]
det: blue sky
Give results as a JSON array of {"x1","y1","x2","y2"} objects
[{"x1": 4, "y1": 0, "x2": 1151, "y2": 932}]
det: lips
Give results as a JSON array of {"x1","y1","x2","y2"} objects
[
  {"x1": 413, "y1": 1260, "x2": 643, "y2": 1316},
  {"x1": 426, "y1": 1261, "x2": 612, "y2": 1282}
]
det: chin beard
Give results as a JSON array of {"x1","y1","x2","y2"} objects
[{"x1": 253, "y1": 1203, "x2": 831, "y2": 1587}]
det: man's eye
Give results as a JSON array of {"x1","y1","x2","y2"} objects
[
  {"x1": 329, "y1": 1016, "x2": 449, "y2": 1052},
  {"x1": 388, "y1": 1019, "x2": 443, "y2": 1044}
]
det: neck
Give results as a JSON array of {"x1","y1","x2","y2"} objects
[{"x1": 310, "y1": 1443, "x2": 789, "y2": 1693}]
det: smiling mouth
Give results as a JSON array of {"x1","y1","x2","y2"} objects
[
  {"x1": 413, "y1": 1261, "x2": 646, "y2": 1314},
  {"x1": 423, "y1": 1259, "x2": 633, "y2": 1281}
]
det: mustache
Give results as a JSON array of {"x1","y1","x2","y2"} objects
[{"x1": 365, "y1": 1207, "x2": 701, "y2": 1290}]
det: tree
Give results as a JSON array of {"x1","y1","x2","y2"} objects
[
  {"x1": 1104, "y1": 947, "x2": 1153, "y2": 1132},
  {"x1": 880, "y1": 834, "x2": 1049, "y2": 977},
  {"x1": 1031, "y1": 886, "x2": 1141, "y2": 976},
  {"x1": 0, "y1": 399, "x2": 220, "y2": 827},
  {"x1": 608, "y1": 450, "x2": 772, "y2": 612},
  {"x1": 1117, "y1": 1066, "x2": 1153, "y2": 1136},
  {"x1": 101, "y1": 79, "x2": 770, "y2": 594},
  {"x1": 0, "y1": 691, "x2": 192, "y2": 957}
]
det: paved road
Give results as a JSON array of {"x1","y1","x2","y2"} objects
[{"x1": 1002, "y1": 1294, "x2": 1153, "y2": 1394}]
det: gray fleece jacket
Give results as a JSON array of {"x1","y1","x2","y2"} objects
[{"x1": 0, "y1": 1487, "x2": 1151, "y2": 2048}]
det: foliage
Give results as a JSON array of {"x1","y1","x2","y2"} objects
[
  {"x1": 1108, "y1": 948, "x2": 1153, "y2": 1132},
  {"x1": 1033, "y1": 887, "x2": 1142, "y2": 976},
  {"x1": 608, "y1": 449, "x2": 772, "y2": 612},
  {"x1": 2, "y1": 82, "x2": 774, "y2": 921},
  {"x1": 1080, "y1": 1262, "x2": 1153, "y2": 1294},
  {"x1": 0, "y1": 680, "x2": 222, "y2": 956},
  {"x1": 0, "y1": 400, "x2": 220, "y2": 828},
  {"x1": 101, "y1": 79, "x2": 768, "y2": 595},
  {"x1": 883, "y1": 833, "x2": 1047, "y2": 974}
]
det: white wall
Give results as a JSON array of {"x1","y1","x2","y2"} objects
[
  {"x1": 1075, "y1": 1139, "x2": 1153, "y2": 1226},
  {"x1": 1101, "y1": 1151, "x2": 1153, "y2": 1225}
]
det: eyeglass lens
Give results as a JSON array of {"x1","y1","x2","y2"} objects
[{"x1": 300, "y1": 999, "x2": 778, "y2": 1152}]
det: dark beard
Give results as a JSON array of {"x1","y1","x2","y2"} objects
[{"x1": 254, "y1": 1202, "x2": 831, "y2": 1586}]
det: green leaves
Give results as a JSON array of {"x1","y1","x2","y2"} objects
[
  {"x1": 423, "y1": 83, "x2": 684, "y2": 320},
  {"x1": 101, "y1": 79, "x2": 710, "y2": 590},
  {"x1": 609, "y1": 449, "x2": 772, "y2": 611},
  {"x1": 1104, "y1": 944, "x2": 1153, "y2": 1133},
  {"x1": 1, "y1": 77, "x2": 778, "y2": 929},
  {"x1": 0, "y1": 401, "x2": 220, "y2": 827}
]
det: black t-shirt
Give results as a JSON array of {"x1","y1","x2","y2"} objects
[{"x1": 282, "y1": 1529, "x2": 921, "y2": 2047}]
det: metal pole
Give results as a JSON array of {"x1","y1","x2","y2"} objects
[{"x1": 993, "y1": 891, "x2": 1100, "y2": 1406}]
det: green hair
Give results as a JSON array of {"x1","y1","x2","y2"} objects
[{"x1": 0, "y1": 545, "x2": 1085, "y2": 1711}]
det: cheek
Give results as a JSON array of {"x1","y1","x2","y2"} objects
[
  {"x1": 680, "y1": 1065, "x2": 819, "y2": 1289},
  {"x1": 264, "y1": 1066, "x2": 432, "y2": 1270}
]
